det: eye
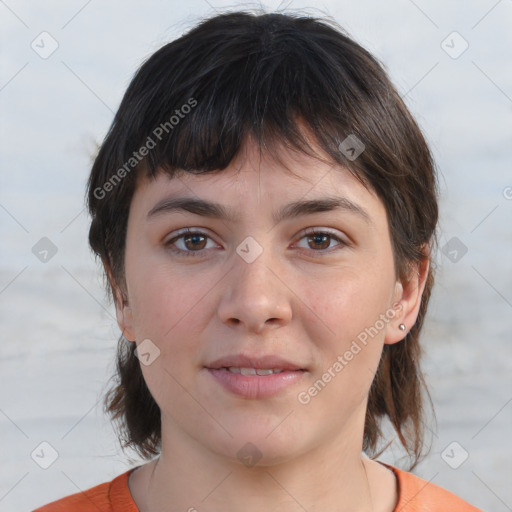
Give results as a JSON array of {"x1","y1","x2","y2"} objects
[
  {"x1": 165, "y1": 228, "x2": 347, "y2": 258},
  {"x1": 295, "y1": 229, "x2": 346, "y2": 254},
  {"x1": 165, "y1": 229, "x2": 218, "y2": 257}
]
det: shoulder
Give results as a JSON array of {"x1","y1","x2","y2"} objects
[
  {"x1": 386, "y1": 464, "x2": 483, "y2": 512},
  {"x1": 33, "y1": 470, "x2": 138, "y2": 512}
]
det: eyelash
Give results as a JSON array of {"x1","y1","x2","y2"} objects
[{"x1": 165, "y1": 228, "x2": 347, "y2": 258}]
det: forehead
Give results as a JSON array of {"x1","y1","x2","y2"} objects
[{"x1": 131, "y1": 137, "x2": 385, "y2": 225}]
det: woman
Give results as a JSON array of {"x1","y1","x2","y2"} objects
[{"x1": 35, "y1": 10, "x2": 481, "y2": 511}]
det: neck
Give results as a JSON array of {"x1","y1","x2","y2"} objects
[{"x1": 138, "y1": 428, "x2": 375, "y2": 512}]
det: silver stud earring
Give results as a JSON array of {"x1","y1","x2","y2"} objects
[{"x1": 399, "y1": 324, "x2": 406, "y2": 331}]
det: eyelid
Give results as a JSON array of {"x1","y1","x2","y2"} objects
[
  {"x1": 297, "y1": 227, "x2": 347, "y2": 242},
  {"x1": 164, "y1": 227, "x2": 214, "y2": 244}
]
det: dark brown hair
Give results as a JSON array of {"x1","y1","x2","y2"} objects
[{"x1": 87, "y1": 11, "x2": 438, "y2": 468}]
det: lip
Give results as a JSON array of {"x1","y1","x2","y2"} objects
[
  {"x1": 206, "y1": 354, "x2": 305, "y2": 371},
  {"x1": 205, "y1": 354, "x2": 307, "y2": 399}
]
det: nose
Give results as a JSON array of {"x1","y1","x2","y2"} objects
[{"x1": 217, "y1": 244, "x2": 293, "y2": 334}]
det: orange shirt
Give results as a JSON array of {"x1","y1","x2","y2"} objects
[{"x1": 34, "y1": 464, "x2": 482, "y2": 511}]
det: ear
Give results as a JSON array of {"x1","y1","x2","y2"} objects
[
  {"x1": 104, "y1": 260, "x2": 136, "y2": 343},
  {"x1": 385, "y1": 246, "x2": 430, "y2": 345}
]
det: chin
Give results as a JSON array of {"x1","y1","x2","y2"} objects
[{"x1": 200, "y1": 421, "x2": 310, "y2": 468}]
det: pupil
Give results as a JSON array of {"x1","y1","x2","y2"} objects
[
  {"x1": 187, "y1": 235, "x2": 205, "y2": 249},
  {"x1": 311, "y1": 234, "x2": 329, "y2": 249}
]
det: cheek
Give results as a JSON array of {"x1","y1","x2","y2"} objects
[
  {"x1": 301, "y1": 264, "x2": 396, "y2": 402},
  {"x1": 306, "y1": 265, "x2": 395, "y2": 347},
  {"x1": 125, "y1": 244, "x2": 198, "y2": 337},
  {"x1": 127, "y1": 265, "x2": 210, "y2": 410},
  {"x1": 124, "y1": 250, "x2": 218, "y2": 379}
]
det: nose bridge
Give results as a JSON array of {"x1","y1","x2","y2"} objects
[
  {"x1": 237, "y1": 239, "x2": 274, "y2": 288},
  {"x1": 217, "y1": 236, "x2": 292, "y2": 331},
  {"x1": 233, "y1": 235, "x2": 279, "y2": 301}
]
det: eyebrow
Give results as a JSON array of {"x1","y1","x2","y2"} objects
[{"x1": 147, "y1": 195, "x2": 371, "y2": 224}]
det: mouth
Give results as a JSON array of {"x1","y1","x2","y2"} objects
[
  {"x1": 220, "y1": 367, "x2": 286, "y2": 375},
  {"x1": 205, "y1": 355, "x2": 307, "y2": 399}
]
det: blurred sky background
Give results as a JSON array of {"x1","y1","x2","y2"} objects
[{"x1": 1, "y1": 0, "x2": 511, "y2": 510}]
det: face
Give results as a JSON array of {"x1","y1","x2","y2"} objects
[{"x1": 115, "y1": 138, "x2": 421, "y2": 466}]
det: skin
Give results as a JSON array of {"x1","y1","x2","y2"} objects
[{"x1": 111, "y1": 137, "x2": 429, "y2": 512}]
